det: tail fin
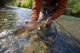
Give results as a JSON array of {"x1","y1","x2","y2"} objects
[{"x1": 24, "y1": 30, "x2": 28, "y2": 35}]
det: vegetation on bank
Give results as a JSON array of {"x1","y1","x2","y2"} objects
[
  {"x1": 0, "y1": 0, "x2": 16, "y2": 6},
  {"x1": 16, "y1": 0, "x2": 33, "y2": 9},
  {"x1": 63, "y1": 0, "x2": 80, "y2": 17},
  {"x1": 15, "y1": 0, "x2": 80, "y2": 17},
  {"x1": 16, "y1": 1, "x2": 21, "y2": 7},
  {"x1": 0, "y1": 0, "x2": 80, "y2": 17}
]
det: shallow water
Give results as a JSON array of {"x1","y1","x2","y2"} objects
[{"x1": 0, "y1": 6, "x2": 80, "y2": 53}]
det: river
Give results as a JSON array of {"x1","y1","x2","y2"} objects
[{"x1": 0, "y1": 6, "x2": 80, "y2": 53}]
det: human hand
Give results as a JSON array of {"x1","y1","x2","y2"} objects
[
  {"x1": 25, "y1": 19, "x2": 35, "y2": 31},
  {"x1": 25, "y1": 19, "x2": 33, "y2": 23},
  {"x1": 25, "y1": 20, "x2": 28, "y2": 23},
  {"x1": 45, "y1": 16, "x2": 52, "y2": 25}
]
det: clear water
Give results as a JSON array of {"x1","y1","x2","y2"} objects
[{"x1": 0, "y1": 6, "x2": 80, "y2": 53}]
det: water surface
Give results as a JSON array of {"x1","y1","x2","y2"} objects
[{"x1": 0, "y1": 6, "x2": 80, "y2": 53}]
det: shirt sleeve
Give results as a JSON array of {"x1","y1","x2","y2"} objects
[
  {"x1": 30, "y1": 0, "x2": 43, "y2": 20},
  {"x1": 53, "y1": 0, "x2": 68, "y2": 20}
]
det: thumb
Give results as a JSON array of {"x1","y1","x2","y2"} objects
[{"x1": 25, "y1": 20, "x2": 28, "y2": 23}]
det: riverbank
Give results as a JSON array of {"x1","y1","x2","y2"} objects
[
  {"x1": 63, "y1": 11, "x2": 80, "y2": 18},
  {"x1": 5, "y1": 6, "x2": 80, "y2": 18},
  {"x1": 15, "y1": 0, "x2": 80, "y2": 18}
]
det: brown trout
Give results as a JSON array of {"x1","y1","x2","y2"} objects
[{"x1": 13, "y1": 21, "x2": 45, "y2": 35}]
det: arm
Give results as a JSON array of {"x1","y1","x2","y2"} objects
[
  {"x1": 45, "y1": 0, "x2": 68, "y2": 24},
  {"x1": 30, "y1": 0, "x2": 43, "y2": 20},
  {"x1": 53, "y1": 0, "x2": 68, "y2": 19}
]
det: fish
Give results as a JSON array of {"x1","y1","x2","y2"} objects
[{"x1": 13, "y1": 21, "x2": 45, "y2": 35}]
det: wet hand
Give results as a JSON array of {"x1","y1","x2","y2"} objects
[
  {"x1": 25, "y1": 20, "x2": 32, "y2": 23},
  {"x1": 25, "y1": 20, "x2": 35, "y2": 31},
  {"x1": 45, "y1": 16, "x2": 52, "y2": 25},
  {"x1": 25, "y1": 20, "x2": 28, "y2": 23}
]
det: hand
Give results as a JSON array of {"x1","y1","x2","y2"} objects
[
  {"x1": 25, "y1": 19, "x2": 33, "y2": 23},
  {"x1": 25, "y1": 20, "x2": 28, "y2": 23},
  {"x1": 25, "y1": 20, "x2": 35, "y2": 31},
  {"x1": 45, "y1": 16, "x2": 52, "y2": 25}
]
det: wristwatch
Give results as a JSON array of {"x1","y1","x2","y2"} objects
[{"x1": 50, "y1": 14, "x2": 54, "y2": 20}]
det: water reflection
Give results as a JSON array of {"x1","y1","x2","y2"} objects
[
  {"x1": 55, "y1": 16, "x2": 80, "y2": 44},
  {"x1": 0, "y1": 6, "x2": 80, "y2": 53}
]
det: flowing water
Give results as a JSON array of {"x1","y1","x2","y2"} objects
[{"x1": 0, "y1": 6, "x2": 80, "y2": 53}]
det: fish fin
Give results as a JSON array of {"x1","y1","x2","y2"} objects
[
  {"x1": 42, "y1": 24, "x2": 46, "y2": 27},
  {"x1": 24, "y1": 30, "x2": 28, "y2": 35},
  {"x1": 42, "y1": 19, "x2": 46, "y2": 22},
  {"x1": 36, "y1": 27, "x2": 40, "y2": 30}
]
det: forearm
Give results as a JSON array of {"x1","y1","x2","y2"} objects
[
  {"x1": 30, "y1": 0, "x2": 43, "y2": 20},
  {"x1": 52, "y1": 0, "x2": 68, "y2": 20}
]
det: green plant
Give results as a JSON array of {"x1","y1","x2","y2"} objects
[
  {"x1": 26, "y1": 0, "x2": 33, "y2": 8},
  {"x1": 72, "y1": 2, "x2": 80, "y2": 13},
  {"x1": 64, "y1": 0, "x2": 80, "y2": 16},
  {"x1": 8, "y1": 3, "x2": 15, "y2": 6},
  {"x1": 21, "y1": 1, "x2": 26, "y2": 8},
  {"x1": 0, "y1": 0, "x2": 16, "y2": 6},
  {"x1": 16, "y1": 1, "x2": 21, "y2": 7},
  {"x1": 21, "y1": 0, "x2": 33, "y2": 8}
]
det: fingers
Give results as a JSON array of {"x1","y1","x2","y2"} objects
[
  {"x1": 25, "y1": 19, "x2": 34, "y2": 23},
  {"x1": 45, "y1": 16, "x2": 52, "y2": 25},
  {"x1": 25, "y1": 20, "x2": 34, "y2": 31},
  {"x1": 45, "y1": 19, "x2": 51, "y2": 25},
  {"x1": 25, "y1": 20, "x2": 28, "y2": 23}
]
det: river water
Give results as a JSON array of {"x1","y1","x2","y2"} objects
[{"x1": 0, "y1": 6, "x2": 80, "y2": 53}]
